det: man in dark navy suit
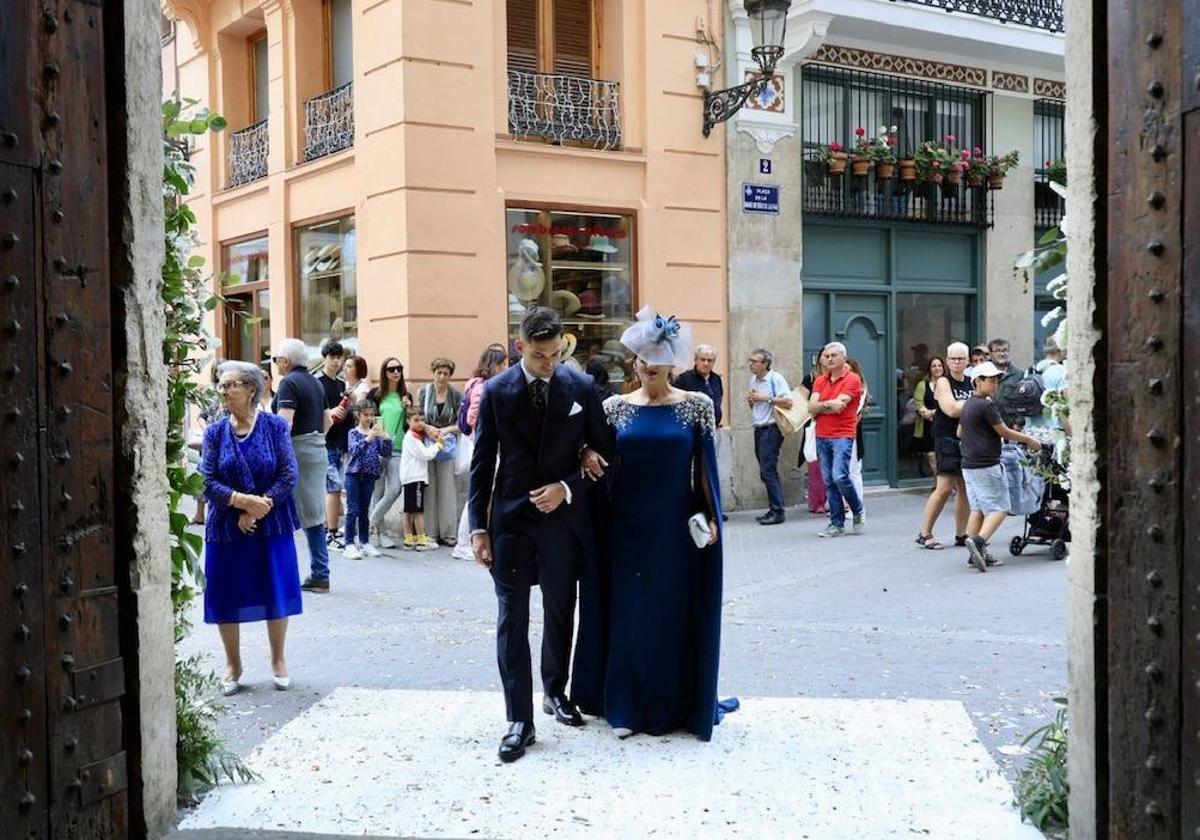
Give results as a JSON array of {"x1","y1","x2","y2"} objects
[{"x1": 469, "y1": 307, "x2": 611, "y2": 763}]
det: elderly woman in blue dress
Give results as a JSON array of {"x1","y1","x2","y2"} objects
[
  {"x1": 201, "y1": 361, "x2": 303, "y2": 695},
  {"x1": 572, "y1": 308, "x2": 726, "y2": 740}
]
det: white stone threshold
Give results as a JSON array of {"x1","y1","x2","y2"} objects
[{"x1": 180, "y1": 688, "x2": 1043, "y2": 840}]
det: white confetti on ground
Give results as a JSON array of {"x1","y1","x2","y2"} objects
[{"x1": 180, "y1": 689, "x2": 1043, "y2": 840}]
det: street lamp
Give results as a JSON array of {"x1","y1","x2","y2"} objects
[{"x1": 702, "y1": 0, "x2": 791, "y2": 137}]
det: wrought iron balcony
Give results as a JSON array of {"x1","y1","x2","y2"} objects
[
  {"x1": 228, "y1": 119, "x2": 268, "y2": 188},
  {"x1": 304, "y1": 82, "x2": 355, "y2": 162},
  {"x1": 804, "y1": 167, "x2": 993, "y2": 227},
  {"x1": 1034, "y1": 99, "x2": 1065, "y2": 230},
  {"x1": 893, "y1": 0, "x2": 1064, "y2": 33},
  {"x1": 507, "y1": 70, "x2": 622, "y2": 151}
]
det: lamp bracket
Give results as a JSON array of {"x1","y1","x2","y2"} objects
[{"x1": 702, "y1": 74, "x2": 771, "y2": 137}]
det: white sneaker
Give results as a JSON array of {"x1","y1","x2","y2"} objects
[
  {"x1": 343, "y1": 544, "x2": 362, "y2": 560},
  {"x1": 450, "y1": 545, "x2": 474, "y2": 561},
  {"x1": 361, "y1": 542, "x2": 381, "y2": 558},
  {"x1": 378, "y1": 534, "x2": 398, "y2": 549}
]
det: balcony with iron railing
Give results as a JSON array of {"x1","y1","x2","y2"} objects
[
  {"x1": 228, "y1": 119, "x2": 268, "y2": 188},
  {"x1": 802, "y1": 65, "x2": 994, "y2": 228},
  {"x1": 304, "y1": 82, "x2": 354, "y2": 162},
  {"x1": 506, "y1": 69, "x2": 622, "y2": 151},
  {"x1": 890, "y1": 0, "x2": 1064, "y2": 32},
  {"x1": 1034, "y1": 99, "x2": 1065, "y2": 230}
]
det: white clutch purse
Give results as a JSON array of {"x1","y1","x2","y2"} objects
[{"x1": 687, "y1": 512, "x2": 712, "y2": 549}]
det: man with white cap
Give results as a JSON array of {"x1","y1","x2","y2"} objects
[{"x1": 957, "y1": 360, "x2": 1042, "y2": 571}]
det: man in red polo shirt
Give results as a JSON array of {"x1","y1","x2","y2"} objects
[{"x1": 807, "y1": 341, "x2": 865, "y2": 537}]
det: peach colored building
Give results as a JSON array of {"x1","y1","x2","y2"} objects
[{"x1": 162, "y1": 0, "x2": 729, "y2": 399}]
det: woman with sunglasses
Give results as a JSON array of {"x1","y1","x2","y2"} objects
[{"x1": 368, "y1": 357, "x2": 413, "y2": 548}]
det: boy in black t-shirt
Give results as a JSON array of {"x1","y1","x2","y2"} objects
[{"x1": 957, "y1": 362, "x2": 1042, "y2": 572}]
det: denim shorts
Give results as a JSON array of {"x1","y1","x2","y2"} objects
[
  {"x1": 963, "y1": 464, "x2": 1009, "y2": 515},
  {"x1": 325, "y1": 447, "x2": 346, "y2": 493}
]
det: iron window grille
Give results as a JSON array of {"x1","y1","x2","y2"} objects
[
  {"x1": 1034, "y1": 99, "x2": 1065, "y2": 231},
  {"x1": 801, "y1": 64, "x2": 993, "y2": 228},
  {"x1": 304, "y1": 82, "x2": 355, "y2": 162},
  {"x1": 890, "y1": 0, "x2": 1064, "y2": 33},
  {"x1": 228, "y1": 119, "x2": 269, "y2": 188},
  {"x1": 507, "y1": 69, "x2": 622, "y2": 151}
]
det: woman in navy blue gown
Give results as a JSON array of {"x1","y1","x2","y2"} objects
[
  {"x1": 572, "y1": 309, "x2": 724, "y2": 740},
  {"x1": 201, "y1": 361, "x2": 303, "y2": 695}
]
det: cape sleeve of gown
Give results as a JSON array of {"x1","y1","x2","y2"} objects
[{"x1": 686, "y1": 393, "x2": 725, "y2": 740}]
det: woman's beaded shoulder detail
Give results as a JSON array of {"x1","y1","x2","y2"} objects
[
  {"x1": 675, "y1": 392, "x2": 716, "y2": 439},
  {"x1": 604, "y1": 394, "x2": 637, "y2": 431},
  {"x1": 603, "y1": 393, "x2": 715, "y2": 437}
]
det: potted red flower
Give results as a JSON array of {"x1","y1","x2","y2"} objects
[
  {"x1": 870, "y1": 125, "x2": 899, "y2": 179},
  {"x1": 965, "y1": 146, "x2": 989, "y2": 187},
  {"x1": 851, "y1": 126, "x2": 872, "y2": 177},
  {"x1": 817, "y1": 140, "x2": 848, "y2": 175}
]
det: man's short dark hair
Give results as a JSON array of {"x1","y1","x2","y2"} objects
[
  {"x1": 321, "y1": 340, "x2": 345, "y2": 358},
  {"x1": 520, "y1": 307, "x2": 563, "y2": 342},
  {"x1": 988, "y1": 338, "x2": 1010, "y2": 351}
]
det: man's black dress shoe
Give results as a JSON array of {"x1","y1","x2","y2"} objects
[
  {"x1": 759, "y1": 511, "x2": 785, "y2": 526},
  {"x1": 542, "y1": 694, "x2": 585, "y2": 726},
  {"x1": 498, "y1": 722, "x2": 535, "y2": 763}
]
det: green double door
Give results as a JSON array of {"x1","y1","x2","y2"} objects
[{"x1": 802, "y1": 221, "x2": 980, "y2": 486}]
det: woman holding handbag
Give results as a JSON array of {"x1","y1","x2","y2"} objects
[
  {"x1": 797, "y1": 364, "x2": 827, "y2": 514},
  {"x1": 570, "y1": 308, "x2": 724, "y2": 741},
  {"x1": 418, "y1": 358, "x2": 464, "y2": 547},
  {"x1": 450, "y1": 344, "x2": 508, "y2": 560}
]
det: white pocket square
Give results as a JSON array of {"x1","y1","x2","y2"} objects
[{"x1": 568, "y1": 401, "x2": 583, "y2": 416}]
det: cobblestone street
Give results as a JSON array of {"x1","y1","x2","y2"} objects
[{"x1": 175, "y1": 489, "x2": 1065, "y2": 839}]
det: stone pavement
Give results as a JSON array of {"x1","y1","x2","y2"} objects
[{"x1": 174, "y1": 489, "x2": 1066, "y2": 839}]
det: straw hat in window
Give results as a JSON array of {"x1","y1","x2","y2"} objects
[{"x1": 549, "y1": 289, "x2": 582, "y2": 317}]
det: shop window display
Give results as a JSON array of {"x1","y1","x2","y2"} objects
[
  {"x1": 506, "y1": 208, "x2": 635, "y2": 386},
  {"x1": 220, "y1": 235, "x2": 271, "y2": 363},
  {"x1": 296, "y1": 215, "x2": 357, "y2": 360}
]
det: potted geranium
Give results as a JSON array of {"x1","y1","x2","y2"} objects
[
  {"x1": 871, "y1": 125, "x2": 898, "y2": 179},
  {"x1": 851, "y1": 126, "x2": 872, "y2": 176},
  {"x1": 945, "y1": 137, "x2": 968, "y2": 186},
  {"x1": 987, "y1": 150, "x2": 1020, "y2": 189},
  {"x1": 816, "y1": 140, "x2": 848, "y2": 175},
  {"x1": 965, "y1": 145, "x2": 989, "y2": 187},
  {"x1": 1046, "y1": 157, "x2": 1066, "y2": 186},
  {"x1": 913, "y1": 138, "x2": 955, "y2": 185}
]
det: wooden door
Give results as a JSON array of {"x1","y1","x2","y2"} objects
[{"x1": 0, "y1": 3, "x2": 130, "y2": 837}]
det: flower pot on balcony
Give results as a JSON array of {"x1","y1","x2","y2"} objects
[
  {"x1": 828, "y1": 151, "x2": 848, "y2": 176},
  {"x1": 946, "y1": 169, "x2": 962, "y2": 186},
  {"x1": 876, "y1": 162, "x2": 895, "y2": 180},
  {"x1": 988, "y1": 173, "x2": 1006, "y2": 190},
  {"x1": 899, "y1": 159, "x2": 917, "y2": 181},
  {"x1": 967, "y1": 174, "x2": 985, "y2": 188},
  {"x1": 851, "y1": 155, "x2": 871, "y2": 177}
]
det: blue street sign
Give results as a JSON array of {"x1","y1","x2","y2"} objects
[
  {"x1": 742, "y1": 183, "x2": 780, "y2": 215},
  {"x1": 759, "y1": 158, "x2": 772, "y2": 175}
]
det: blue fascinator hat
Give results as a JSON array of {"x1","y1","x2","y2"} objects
[{"x1": 619, "y1": 306, "x2": 693, "y2": 368}]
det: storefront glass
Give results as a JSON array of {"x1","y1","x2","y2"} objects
[
  {"x1": 296, "y1": 215, "x2": 357, "y2": 358},
  {"x1": 895, "y1": 292, "x2": 973, "y2": 481},
  {"x1": 505, "y1": 207, "x2": 635, "y2": 387},
  {"x1": 221, "y1": 235, "x2": 270, "y2": 363}
]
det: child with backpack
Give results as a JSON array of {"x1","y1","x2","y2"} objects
[{"x1": 957, "y1": 362, "x2": 1043, "y2": 572}]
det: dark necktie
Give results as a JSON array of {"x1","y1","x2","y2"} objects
[{"x1": 530, "y1": 378, "x2": 547, "y2": 423}]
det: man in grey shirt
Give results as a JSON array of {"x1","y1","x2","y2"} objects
[{"x1": 746, "y1": 348, "x2": 792, "y2": 525}]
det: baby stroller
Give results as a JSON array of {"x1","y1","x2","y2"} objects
[{"x1": 1004, "y1": 445, "x2": 1070, "y2": 561}]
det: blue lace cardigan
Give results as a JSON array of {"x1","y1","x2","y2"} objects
[{"x1": 200, "y1": 411, "x2": 301, "y2": 544}]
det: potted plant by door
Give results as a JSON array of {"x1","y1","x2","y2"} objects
[
  {"x1": 851, "y1": 126, "x2": 872, "y2": 176},
  {"x1": 817, "y1": 140, "x2": 848, "y2": 175},
  {"x1": 986, "y1": 150, "x2": 1020, "y2": 189},
  {"x1": 871, "y1": 125, "x2": 898, "y2": 179}
]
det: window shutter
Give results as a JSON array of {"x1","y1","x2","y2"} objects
[
  {"x1": 553, "y1": 0, "x2": 592, "y2": 78},
  {"x1": 506, "y1": 0, "x2": 539, "y2": 74}
]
